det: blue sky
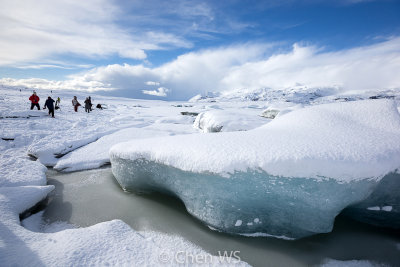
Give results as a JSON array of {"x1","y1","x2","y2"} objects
[{"x1": 0, "y1": 0, "x2": 399, "y2": 100}]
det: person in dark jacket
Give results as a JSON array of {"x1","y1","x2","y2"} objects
[
  {"x1": 88, "y1": 96, "x2": 93, "y2": 111},
  {"x1": 84, "y1": 97, "x2": 91, "y2": 113},
  {"x1": 44, "y1": 96, "x2": 55, "y2": 118},
  {"x1": 29, "y1": 92, "x2": 40, "y2": 110},
  {"x1": 85, "y1": 97, "x2": 92, "y2": 113}
]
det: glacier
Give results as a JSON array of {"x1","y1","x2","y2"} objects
[{"x1": 110, "y1": 99, "x2": 400, "y2": 239}]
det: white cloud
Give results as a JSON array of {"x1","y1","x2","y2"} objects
[
  {"x1": 15, "y1": 63, "x2": 93, "y2": 70},
  {"x1": 1, "y1": 38, "x2": 399, "y2": 100},
  {"x1": 220, "y1": 38, "x2": 400, "y2": 92},
  {"x1": 145, "y1": 81, "x2": 161, "y2": 86},
  {"x1": 0, "y1": 0, "x2": 191, "y2": 66},
  {"x1": 0, "y1": 77, "x2": 113, "y2": 92},
  {"x1": 142, "y1": 87, "x2": 170, "y2": 97}
]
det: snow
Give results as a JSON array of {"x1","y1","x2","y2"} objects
[
  {"x1": 0, "y1": 154, "x2": 47, "y2": 186},
  {"x1": 1, "y1": 85, "x2": 399, "y2": 264}
]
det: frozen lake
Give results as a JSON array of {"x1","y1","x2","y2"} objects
[{"x1": 43, "y1": 168, "x2": 400, "y2": 267}]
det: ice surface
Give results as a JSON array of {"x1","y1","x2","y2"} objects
[{"x1": 110, "y1": 99, "x2": 400, "y2": 238}]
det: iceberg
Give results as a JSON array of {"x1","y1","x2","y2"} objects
[
  {"x1": 110, "y1": 100, "x2": 400, "y2": 239},
  {"x1": 111, "y1": 157, "x2": 377, "y2": 239}
]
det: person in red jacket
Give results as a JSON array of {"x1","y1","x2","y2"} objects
[
  {"x1": 72, "y1": 96, "x2": 81, "y2": 112},
  {"x1": 29, "y1": 91, "x2": 40, "y2": 110}
]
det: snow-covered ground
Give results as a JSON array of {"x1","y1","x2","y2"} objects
[
  {"x1": 0, "y1": 87, "x2": 254, "y2": 266},
  {"x1": 1, "y1": 85, "x2": 399, "y2": 265}
]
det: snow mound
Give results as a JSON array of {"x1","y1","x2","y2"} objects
[
  {"x1": 110, "y1": 100, "x2": 400, "y2": 238},
  {"x1": 0, "y1": 156, "x2": 47, "y2": 187}
]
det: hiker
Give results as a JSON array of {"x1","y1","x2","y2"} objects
[
  {"x1": 96, "y1": 103, "x2": 103, "y2": 110},
  {"x1": 84, "y1": 97, "x2": 91, "y2": 113},
  {"x1": 29, "y1": 91, "x2": 40, "y2": 110},
  {"x1": 72, "y1": 96, "x2": 81, "y2": 112},
  {"x1": 55, "y1": 97, "x2": 60, "y2": 110},
  {"x1": 88, "y1": 96, "x2": 93, "y2": 111},
  {"x1": 43, "y1": 96, "x2": 55, "y2": 118}
]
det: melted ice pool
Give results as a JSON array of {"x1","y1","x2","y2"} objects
[{"x1": 43, "y1": 168, "x2": 400, "y2": 267}]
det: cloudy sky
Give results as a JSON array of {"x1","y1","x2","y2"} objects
[{"x1": 0, "y1": 0, "x2": 399, "y2": 100}]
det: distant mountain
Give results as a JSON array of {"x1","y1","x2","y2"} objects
[{"x1": 189, "y1": 86, "x2": 400, "y2": 104}]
